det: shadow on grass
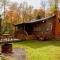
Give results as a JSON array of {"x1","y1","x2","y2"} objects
[{"x1": 13, "y1": 40, "x2": 60, "y2": 49}]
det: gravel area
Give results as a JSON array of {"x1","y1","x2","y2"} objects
[{"x1": 0, "y1": 48, "x2": 26, "y2": 60}]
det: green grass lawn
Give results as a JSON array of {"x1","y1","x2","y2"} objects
[{"x1": 13, "y1": 40, "x2": 60, "y2": 60}]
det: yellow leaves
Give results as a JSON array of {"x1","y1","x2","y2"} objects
[{"x1": 5, "y1": 11, "x2": 19, "y2": 23}]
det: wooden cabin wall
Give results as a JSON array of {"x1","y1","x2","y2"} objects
[
  {"x1": 52, "y1": 16, "x2": 60, "y2": 39},
  {"x1": 14, "y1": 17, "x2": 55, "y2": 40},
  {"x1": 31, "y1": 19, "x2": 53, "y2": 40}
]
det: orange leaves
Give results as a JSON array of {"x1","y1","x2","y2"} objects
[{"x1": 5, "y1": 11, "x2": 18, "y2": 23}]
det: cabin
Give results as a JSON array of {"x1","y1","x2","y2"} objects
[{"x1": 14, "y1": 14, "x2": 60, "y2": 40}]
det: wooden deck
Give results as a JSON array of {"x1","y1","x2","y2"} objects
[{"x1": 0, "y1": 39, "x2": 20, "y2": 43}]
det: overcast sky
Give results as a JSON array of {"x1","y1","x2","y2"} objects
[
  {"x1": 9, "y1": 0, "x2": 49, "y2": 9},
  {"x1": 0, "y1": 0, "x2": 60, "y2": 14}
]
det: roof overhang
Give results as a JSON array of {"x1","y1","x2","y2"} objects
[{"x1": 15, "y1": 15, "x2": 55, "y2": 27}]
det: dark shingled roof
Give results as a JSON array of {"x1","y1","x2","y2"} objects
[{"x1": 15, "y1": 15, "x2": 55, "y2": 26}]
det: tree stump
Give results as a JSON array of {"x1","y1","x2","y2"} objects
[{"x1": 1, "y1": 43, "x2": 12, "y2": 54}]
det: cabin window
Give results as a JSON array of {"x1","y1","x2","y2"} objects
[
  {"x1": 33, "y1": 27, "x2": 41, "y2": 32},
  {"x1": 47, "y1": 23, "x2": 52, "y2": 31}
]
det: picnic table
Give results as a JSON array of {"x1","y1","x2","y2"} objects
[{"x1": 0, "y1": 34, "x2": 20, "y2": 43}]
